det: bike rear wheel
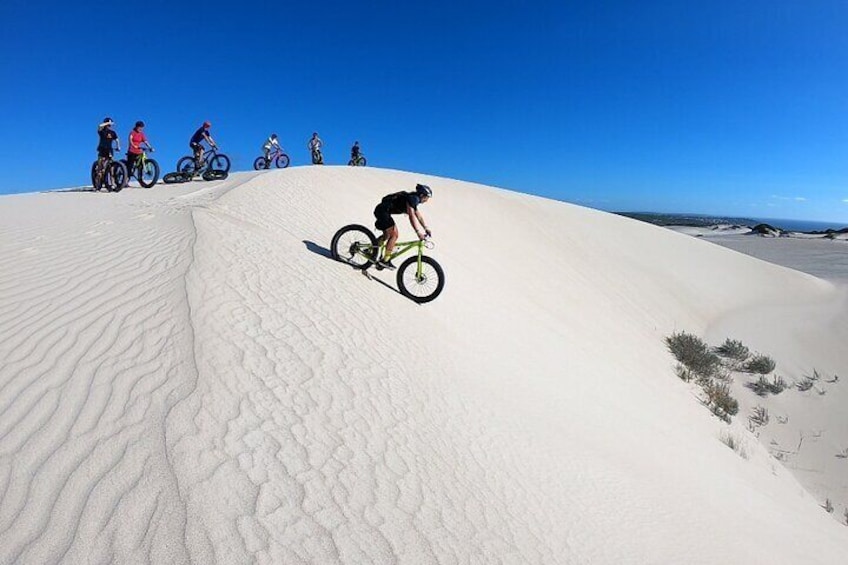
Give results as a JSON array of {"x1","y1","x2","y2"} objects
[
  {"x1": 397, "y1": 255, "x2": 445, "y2": 303},
  {"x1": 253, "y1": 157, "x2": 268, "y2": 170},
  {"x1": 138, "y1": 159, "x2": 160, "y2": 188},
  {"x1": 275, "y1": 153, "x2": 290, "y2": 168},
  {"x1": 331, "y1": 224, "x2": 377, "y2": 269},
  {"x1": 91, "y1": 160, "x2": 100, "y2": 190},
  {"x1": 209, "y1": 153, "x2": 231, "y2": 172}
]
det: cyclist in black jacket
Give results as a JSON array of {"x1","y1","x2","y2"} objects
[{"x1": 373, "y1": 183, "x2": 433, "y2": 269}]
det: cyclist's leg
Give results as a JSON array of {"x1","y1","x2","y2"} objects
[{"x1": 126, "y1": 152, "x2": 137, "y2": 177}]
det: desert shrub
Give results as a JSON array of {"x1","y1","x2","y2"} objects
[
  {"x1": 767, "y1": 375, "x2": 787, "y2": 394},
  {"x1": 714, "y1": 339, "x2": 750, "y2": 365},
  {"x1": 747, "y1": 376, "x2": 770, "y2": 396},
  {"x1": 749, "y1": 406, "x2": 769, "y2": 427},
  {"x1": 675, "y1": 363, "x2": 693, "y2": 382},
  {"x1": 743, "y1": 354, "x2": 776, "y2": 375},
  {"x1": 719, "y1": 431, "x2": 748, "y2": 459},
  {"x1": 796, "y1": 377, "x2": 815, "y2": 392},
  {"x1": 747, "y1": 375, "x2": 787, "y2": 396},
  {"x1": 704, "y1": 380, "x2": 739, "y2": 422},
  {"x1": 666, "y1": 332, "x2": 721, "y2": 378},
  {"x1": 823, "y1": 499, "x2": 834, "y2": 513}
]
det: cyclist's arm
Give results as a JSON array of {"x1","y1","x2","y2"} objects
[
  {"x1": 205, "y1": 133, "x2": 216, "y2": 147},
  {"x1": 406, "y1": 206, "x2": 429, "y2": 238}
]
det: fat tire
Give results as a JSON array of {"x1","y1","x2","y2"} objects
[
  {"x1": 209, "y1": 153, "x2": 231, "y2": 173},
  {"x1": 108, "y1": 161, "x2": 128, "y2": 192},
  {"x1": 176, "y1": 156, "x2": 197, "y2": 176},
  {"x1": 253, "y1": 157, "x2": 268, "y2": 170},
  {"x1": 91, "y1": 161, "x2": 100, "y2": 190},
  {"x1": 138, "y1": 158, "x2": 160, "y2": 188},
  {"x1": 275, "y1": 153, "x2": 290, "y2": 168},
  {"x1": 202, "y1": 169, "x2": 228, "y2": 181},
  {"x1": 397, "y1": 255, "x2": 445, "y2": 303},
  {"x1": 163, "y1": 171, "x2": 189, "y2": 184},
  {"x1": 331, "y1": 224, "x2": 377, "y2": 269}
]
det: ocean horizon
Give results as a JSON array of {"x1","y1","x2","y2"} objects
[{"x1": 618, "y1": 212, "x2": 848, "y2": 233}]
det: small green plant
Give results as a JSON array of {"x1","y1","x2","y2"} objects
[
  {"x1": 719, "y1": 430, "x2": 748, "y2": 459},
  {"x1": 796, "y1": 377, "x2": 815, "y2": 392},
  {"x1": 749, "y1": 406, "x2": 769, "y2": 427},
  {"x1": 704, "y1": 380, "x2": 739, "y2": 422},
  {"x1": 666, "y1": 332, "x2": 721, "y2": 378},
  {"x1": 714, "y1": 338, "x2": 750, "y2": 367},
  {"x1": 767, "y1": 375, "x2": 787, "y2": 394},
  {"x1": 742, "y1": 354, "x2": 776, "y2": 375}
]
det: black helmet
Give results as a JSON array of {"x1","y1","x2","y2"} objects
[
  {"x1": 416, "y1": 184, "x2": 432, "y2": 198},
  {"x1": 135, "y1": 120, "x2": 145, "y2": 128},
  {"x1": 271, "y1": 133, "x2": 278, "y2": 139},
  {"x1": 103, "y1": 117, "x2": 113, "y2": 125}
]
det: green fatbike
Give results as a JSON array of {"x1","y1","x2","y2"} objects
[{"x1": 331, "y1": 224, "x2": 445, "y2": 303}]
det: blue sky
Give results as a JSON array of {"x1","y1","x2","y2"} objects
[{"x1": 1, "y1": 0, "x2": 847, "y2": 223}]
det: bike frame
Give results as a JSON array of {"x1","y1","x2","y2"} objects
[
  {"x1": 263, "y1": 148, "x2": 287, "y2": 164},
  {"x1": 360, "y1": 238, "x2": 432, "y2": 276}
]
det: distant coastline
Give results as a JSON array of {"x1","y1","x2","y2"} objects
[{"x1": 617, "y1": 212, "x2": 848, "y2": 234}]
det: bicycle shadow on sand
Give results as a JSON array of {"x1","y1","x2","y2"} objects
[{"x1": 303, "y1": 240, "x2": 402, "y2": 297}]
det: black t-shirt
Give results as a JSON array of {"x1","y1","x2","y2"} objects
[
  {"x1": 381, "y1": 191, "x2": 420, "y2": 214},
  {"x1": 98, "y1": 127, "x2": 117, "y2": 150},
  {"x1": 190, "y1": 127, "x2": 208, "y2": 144}
]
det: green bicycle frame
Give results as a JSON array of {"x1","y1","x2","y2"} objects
[{"x1": 363, "y1": 238, "x2": 430, "y2": 275}]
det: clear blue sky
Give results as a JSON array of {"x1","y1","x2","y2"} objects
[{"x1": 2, "y1": 0, "x2": 847, "y2": 223}]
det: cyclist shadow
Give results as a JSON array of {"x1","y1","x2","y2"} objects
[{"x1": 302, "y1": 240, "x2": 402, "y2": 297}]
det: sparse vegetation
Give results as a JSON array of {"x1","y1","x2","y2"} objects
[
  {"x1": 713, "y1": 339, "x2": 750, "y2": 368},
  {"x1": 747, "y1": 375, "x2": 787, "y2": 396},
  {"x1": 742, "y1": 354, "x2": 776, "y2": 375},
  {"x1": 796, "y1": 377, "x2": 815, "y2": 392},
  {"x1": 749, "y1": 406, "x2": 769, "y2": 427},
  {"x1": 823, "y1": 499, "x2": 834, "y2": 513},
  {"x1": 836, "y1": 448, "x2": 848, "y2": 459},
  {"x1": 703, "y1": 380, "x2": 739, "y2": 422},
  {"x1": 719, "y1": 430, "x2": 748, "y2": 459},
  {"x1": 666, "y1": 332, "x2": 721, "y2": 379},
  {"x1": 667, "y1": 331, "x2": 740, "y2": 421}
]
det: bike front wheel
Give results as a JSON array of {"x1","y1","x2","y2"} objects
[
  {"x1": 331, "y1": 224, "x2": 377, "y2": 269},
  {"x1": 209, "y1": 153, "x2": 231, "y2": 172},
  {"x1": 138, "y1": 159, "x2": 160, "y2": 188},
  {"x1": 275, "y1": 153, "x2": 290, "y2": 168},
  {"x1": 108, "y1": 161, "x2": 128, "y2": 192},
  {"x1": 397, "y1": 255, "x2": 445, "y2": 303}
]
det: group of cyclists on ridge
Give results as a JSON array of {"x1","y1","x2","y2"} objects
[
  {"x1": 95, "y1": 118, "x2": 439, "y2": 298},
  {"x1": 96, "y1": 118, "x2": 365, "y2": 180}
]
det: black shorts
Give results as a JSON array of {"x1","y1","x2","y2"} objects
[
  {"x1": 374, "y1": 204, "x2": 395, "y2": 231},
  {"x1": 190, "y1": 142, "x2": 203, "y2": 152},
  {"x1": 97, "y1": 147, "x2": 113, "y2": 159}
]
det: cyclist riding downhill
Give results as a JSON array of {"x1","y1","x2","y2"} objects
[
  {"x1": 307, "y1": 132, "x2": 323, "y2": 164},
  {"x1": 262, "y1": 133, "x2": 281, "y2": 168},
  {"x1": 373, "y1": 183, "x2": 433, "y2": 270},
  {"x1": 126, "y1": 121, "x2": 153, "y2": 177},
  {"x1": 190, "y1": 121, "x2": 216, "y2": 168}
]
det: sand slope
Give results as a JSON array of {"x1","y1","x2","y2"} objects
[{"x1": 1, "y1": 167, "x2": 846, "y2": 564}]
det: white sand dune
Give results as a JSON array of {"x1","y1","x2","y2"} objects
[{"x1": 1, "y1": 167, "x2": 847, "y2": 564}]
